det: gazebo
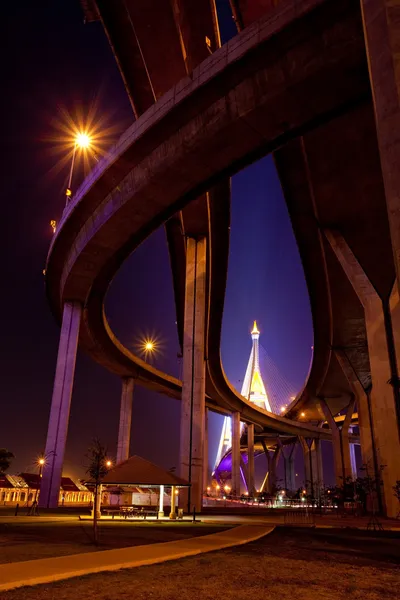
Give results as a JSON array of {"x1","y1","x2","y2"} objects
[{"x1": 98, "y1": 455, "x2": 189, "y2": 519}]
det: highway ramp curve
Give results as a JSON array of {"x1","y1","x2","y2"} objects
[{"x1": 45, "y1": 0, "x2": 368, "y2": 439}]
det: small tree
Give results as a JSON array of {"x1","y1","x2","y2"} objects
[
  {"x1": 85, "y1": 439, "x2": 109, "y2": 545},
  {"x1": 0, "y1": 448, "x2": 14, "y2": 474}
]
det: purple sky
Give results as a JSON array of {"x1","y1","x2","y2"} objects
[{"x1": 0, "y1": 0, "x2": 333, "y2": 487}]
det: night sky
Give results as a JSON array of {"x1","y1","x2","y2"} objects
[{"x1": 0, "y1": 1, "x2": 323, "y2": 487}]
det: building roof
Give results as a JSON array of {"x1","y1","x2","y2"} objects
[
  {"x1": 20, "y1": 472, "x2": 40, "y2": 490},
  {"x1": 0, "y1": 475, "x2": 18, "y2": 489},
  {"x1": 98, "y1": 456, "x2": 189, "y2": 487}
]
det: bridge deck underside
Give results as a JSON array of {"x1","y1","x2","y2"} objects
[{"x1": 52, "y1": 0, "x2": 379, "y2": 435}]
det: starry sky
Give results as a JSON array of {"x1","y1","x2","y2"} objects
[{"x1": 0, "y1": 0, "x2": 321, "y2": 486}]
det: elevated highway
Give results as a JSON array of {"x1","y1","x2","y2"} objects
[
  {"x1": 49, "y1": 0, "x2": 366, "y2": 421},
  {"x1": 39, "y1": 0, "x2": 400, "y2": 515}
]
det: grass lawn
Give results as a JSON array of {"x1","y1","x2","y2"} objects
[
  {"x1": 1, "y1": 528, "x2": 399, "y2": 600},
  {"x1": 0, "y1": 520, "x2": 229, "y2": 563}
]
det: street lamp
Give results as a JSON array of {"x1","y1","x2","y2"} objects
[
  {"x1": 32, "y1": 456, "x2": 45, "y2": 513},
  {"x1": 141, "y1": 338, "x2": 158, "y2": 363},
  {"x1": 65, "y1": 131, "x2": 92, "y2": 206},
  {"x1": 106, "y1": 460, "x2": 112, "y2": 468}
]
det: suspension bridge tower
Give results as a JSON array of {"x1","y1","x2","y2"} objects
[{"x1": 214, "y1": 321, "x2": 271, "y2": 470}]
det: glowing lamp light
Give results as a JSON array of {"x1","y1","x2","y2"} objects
[
  {"x1": 50, "y1": 220, "x2": 57, "y2": 233},
  {"x1": 216, "y1": 485, "x2": 220, "y2": 490},
  {"x1": 38, "y1": 458, "x2": 45, "y2": 466},
  {"x1": 140, "y1": 337, "x2": 159, "y2": 361},
  {"x1": 106, "y1": 460, "x2": 112, "y2": 468},
  {"x1": 207, "y1": 486, "x2": 211, "y2": 492},
  {"x1": 175, "y1": 489, "x2": 179, "y2": 495},
  {"x1": 301, "y1": 412, "x2": 306, "y2": 418},
  {"x1": 75, "y1": 132, "x2": 91, "y2": 149},
  {"x1": 280, "y1": 406, "x2": 285, "y2": 412}
]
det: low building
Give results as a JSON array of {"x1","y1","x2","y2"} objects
[{"x1": 0, "y1": 473, "x2": 92, "y2": 506}]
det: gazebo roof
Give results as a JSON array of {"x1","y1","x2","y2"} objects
[{"x1": 99, "y1": 455, "x2": 189, "y2": 487}]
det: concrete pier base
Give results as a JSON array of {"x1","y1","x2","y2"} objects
[{"x1": 39, "y1": 301, "x2": 82, "y2": 508}]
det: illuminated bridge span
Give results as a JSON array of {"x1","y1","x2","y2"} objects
[{"x1": 38, "y1": 0, "x2": 400, "y2": 516}]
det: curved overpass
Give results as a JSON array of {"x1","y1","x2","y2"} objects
[{"x1": 45, "y1": 0, "x2": 369, "y2": 439}]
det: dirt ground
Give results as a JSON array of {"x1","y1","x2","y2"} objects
[
  {"x1": 0, "y1": 520, "x2": 229, "y2": 563},
  {"x1": 1, "y1": 527, "x2": 399, "y2": 600}
]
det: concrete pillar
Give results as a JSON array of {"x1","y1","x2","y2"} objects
[
  {"x1": 231, "y1": 411, "x2": 241, "y2": 496},
  {"x1": 312, "y1": 438, "x2": 324, "y2": 499},
  {"x1": 179, "y1": 237, "x2": 206, "y2": 513},
  {"x1": 116, "y1": 378, "x2": 134, "y2": 464},
  {"x1": 203, "y1": 408, "x2": 209, "y2": 493},
  {"x1": 39, "y1": 301, "x2": 82, "y2": 508},
  {"x1": 261, "y1": 445, "x2": 281, "y2": 495},
  {"x1": 325, "y1": 229, "x2": 400, "y2": 515},
  {"x1": 299, "y1": 437, "x2": 323, "y2": 498},
  {"x1": 319, "y1": 397, "x2": 354, "y2": 487},
  {"x1": 282, "y1": 442, "x2": 297, "y2": 492},
  {"x1": 247, "y1": 423, "x2": 255, "y2": 495},
  {"x1": 158, "y1": 485, "x2": 164, "y2": 518},
  {"x1": 349, "y1": 436, "x2": 357, "y2": 480},
  {"x1": 335, "y1": 349, "x2": 375, "y2": 478},
  {"x1": 360, "y1": 0, "x2": 400, "y2": 302}
]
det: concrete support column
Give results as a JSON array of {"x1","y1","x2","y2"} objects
[
  {"x1": 39, "y1": 301, "x2": 82, "y2": 508},
  {"x1": 282, "y1": 442, "x2": 297, "y2": 492},
  {"x1": 360, "y1": 0, "x2": 400, "y2": 301},
  {"x1": 312, "y1": 438, "x2": 324, "y2": 498},
  {"x1": 116, "y1": 378, "x2": 134, "y2": 464},
  {"x1": 319, "y1": 397, "x2": 354, "y2": 487},
  {"x1": 179, "y1": 237, "x2": 206, "y2": 514},
  {"x1": 335, "y1": 349, "x2": 375, "y2": 478},
  {"x1": 247, "y1": 423, "x2": 255, "y2": 495},
  {"x1": 325, "y1": 230, "x2": 400, "y2": 515},
  {"x1": 203, "y1": 408, "x2": 209, "y2": 493},
  {"x1": 261, "y1": 444, "x2": 281, "y2": 495},
  {"x1": 299, "y1": 437, "x2": 323, "y2": 498},
  {"x1": 231, "y1": 411, "x2": 241, "y2": 496},
  {"x1": 349, "y1": 434, "x2": 357, "y2": 480}
]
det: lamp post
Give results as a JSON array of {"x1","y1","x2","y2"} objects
[
  {"x1": 29, "y1": 457, "x2": 45, "y2": 516},
  {"x1": 65, "y1": 132, "x2": 91, "y2": 207}
]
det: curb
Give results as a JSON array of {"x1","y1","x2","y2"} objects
[{"x1": 0, "y1": 524, "x2": 274, "y2": 592}]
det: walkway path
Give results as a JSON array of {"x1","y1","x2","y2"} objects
[{"x1": 0, "y1": 524, "x2": 273, "y2": 592}]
